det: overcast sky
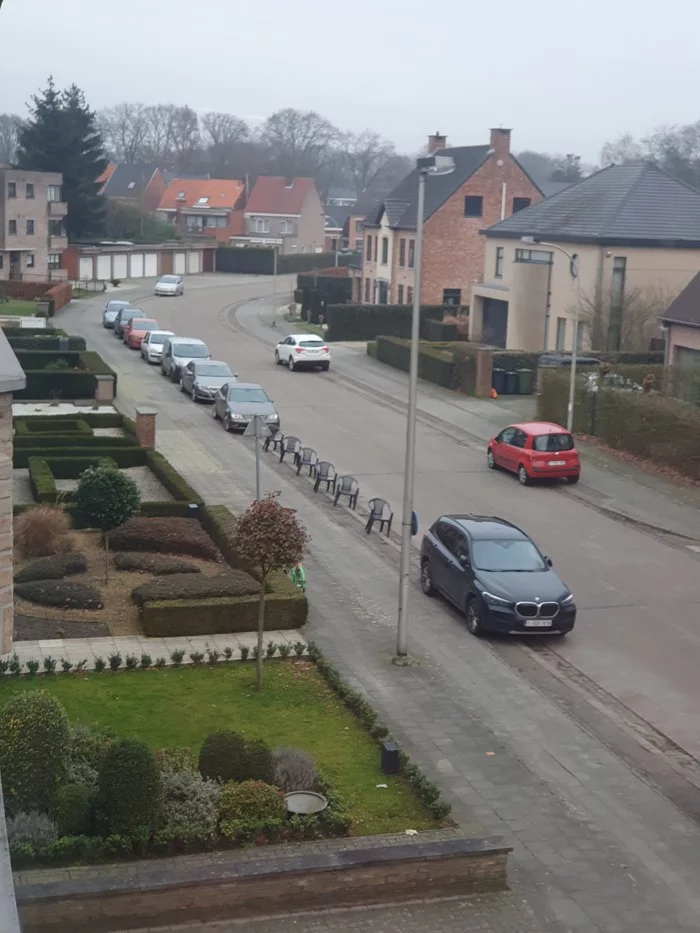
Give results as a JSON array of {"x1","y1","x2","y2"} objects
[{"x1": 1, "y1": 0, "x2": 699, "y2": 162}]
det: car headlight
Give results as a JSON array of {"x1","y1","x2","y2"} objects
[
  {"x1": 481, "y1": 591, "x2": 512, "y2": 607},
  {"x1": 266, "y1": 413, "x2": 279, "y2": 421},
  {"x1": 561, "y1": 593, "x2": 575, "y2": 605},
  {"x1": 229, "y1": 412, "x2": 244, "y2": 420}
]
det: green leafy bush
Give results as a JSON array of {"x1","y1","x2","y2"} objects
[
  {"x1": 0, "y1": 693, "x2": 70, "y2": 815},
  {"x1": 14, "y1": 416, "x2": 92, "y2": 435},
  {"x1": 155, "y1": 747, "x2": 197, "y2": 774},
  {"x1": 375, "y1": 336, "x2": 455, "y2": 389},
  {"x1": 95, "y1": 739, "x2": 162, "y2": 836},
  {"x1": 6, "y1": 811, "x2": 58, "y2": 848},
  {"x1": 244, "y1": 739, "x2": 275, "y2": 784},
  {"x1": 51, "y1": 783, "x2": 92, "y2": 836},
  {"x1": 218, "y1": 780, "x2": 285, "y2": 841},
  {"x1": 114, "y1": 552, "x2": 201, "y2": 575},
  {"x1": 132, "y1": 570, "x2": 260, "y2": 606},
  {"x1": 141, "y1": 590, "x2": 306, "y2": 636},
  {"x1": 28, "y1": 456, "x2": 119, "y2": 505},
  {"x1": 109, "y1": 516, "x2": 220, "y2": 560},
  {"x1": 15, "y1": 580, "x2": 103, "y2": 610},
  {"x1": 159, "y1": 769, "x2": 220, "y2": 846},
  {"x1": 273, "y1": 747, "x2": 317, "y2": 792},
  {"x1": 68, "y1": 724, "x2": 115, "y2": 769},
  {"x1": 198, "y1": 731, "x2": 247, "y2": 784},
  {"x1": 74, "y1": 464, "x2": 141, "y2": 532},
  {"x1": 14, "y1": 553, "x2": 87, "y2": 583}
]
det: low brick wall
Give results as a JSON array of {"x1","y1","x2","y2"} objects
[
  {"x1": 0, "y1": 280, "x2": 72, "y2": 312},
  {"x1": 15, "y1": 830, "x2": 510, "y2": 932}
]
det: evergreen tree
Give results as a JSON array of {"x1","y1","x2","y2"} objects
[{"x1": 17, "y1": 77, "x2": 107, "y2": 239}]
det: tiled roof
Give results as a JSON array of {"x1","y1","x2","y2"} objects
[
  {"x1": 158, "y1": 178, "x2": 245, "y2": 212},
  {"x1": 324, "y1": 204, "x2": 351, "y2": 229},
  {"x1": 244, "y1": 177, "x2": 316, "y2": 216},
  {"x1": 661, "y1": 271, "x2": 700, "y2": 328},
  {"x1": 365, "y1": 145, "x2": 491, "y2": 230},
  {"x1": 484, "y1": 162, "x2": 700, "y2": 245},
  {"x1": 101, "y1": 163, "x2": 160, "y2": 199},
  {"x1": 163, "y1": 170, "x2": 209, "y2": 185},
  {"x1": 96, "y1": 163, "x2": 117, "y2": 188}
]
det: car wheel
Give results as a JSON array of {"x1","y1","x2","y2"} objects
[
  {"x1": 191, "y1": 387, "x2": 198, "y2": 403},
  {"x1": 420, "y1": 560, "x2": 434, "y2": 596},
  {"x1": 223, "y1": 413, "x2": 232, "y2": 432},
  {"x1": 567, "y1": 474, "x2": 580, "y2": 485},
  {"x1": 288, "y1": 357, "x2": 295, "y2": 372},
  {"x1": 275, "y1": 351, "x2": 281, "y2": 365},
  {"x1": 518, "y1": 465, "x2": 530, "y2": 486},
  {"x1": 465, "y1": 596, "x2": 484, "y2": 637},
  {"x1": 171, "y1": 369, "x2": 179, "y2": 384},
  {"x1": 487, "y1": 449, "x2": 498, "y2": 470},
  {"x1": 212, "y1": 405, "x2": 219, "y2": 420},
  {"x1": 179, "y1": 379, "x2": 186, "y2": 393}
]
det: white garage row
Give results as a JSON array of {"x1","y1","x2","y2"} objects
[
  {"x1": 187, "y1": 251, "x2": 201, "y2": 274},
  {"x1": 79, "y1": 257, "x2": 93, "y2": 280},
  {"x1": 96, "y1": 255, "x2": 112, "y2": 280},
  {"x1": 144, "y1": 253, "x2": 158, "y2": 277},
  {"x1": 112, "y1": 254, "x2": 128, "y2": 279},
  {"x1": 130, "y1": 253, "x2": 144, "y2": 277},
  {"x1": 174, "y1": 252, "x2": 186, "y2": 275}
]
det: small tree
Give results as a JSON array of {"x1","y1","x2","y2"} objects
[
  {"x1": 74, "y1": 466, "x2": 140, "y2": 581},
  {"x1": 235, "y1": 493, "x2": 309, "y2": 690}
]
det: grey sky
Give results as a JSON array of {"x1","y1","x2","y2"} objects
[{"x1": 1, "y1": 0, "x2": 699, "y2": 161}]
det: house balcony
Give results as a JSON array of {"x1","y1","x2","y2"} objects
[
  {"x1": 49, "y1": 234, "x2": 68, "y2": 250},
  {"x1": 48, "y1": 201, "x2": 68, "y2": 218}
]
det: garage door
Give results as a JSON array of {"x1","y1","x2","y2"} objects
[
  {"x1": 677, "y1": 346, "x2": 700, "y2": 369},
  {"x1": 79, "y1": 257, "x2": 93, "y2": 280},
  {"x1": 174, "y1": 252, "x2": 186, "y2": 275},
  {"x1": 144, "y1": 253, "x2": 158, "y2": 277},
  {"x1": 187, "y1": 251, "x2": 200, "y2": 274},
  {"x1": 96, "y1": 255, "x2": 112, "y2": 280},
  {"x1": 112, "y1": 254, "x2": 128, "y2": 279},
  {"x1": 130, "y1": 253, "x2": 144, "y2": 277}
]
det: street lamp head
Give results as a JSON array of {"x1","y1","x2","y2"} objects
[
  {"x1": 520, "y1": 235, "x2": 537, "y2": 244},
  {"x1": 416, "y1": 154, "x2": 456, "y2": 176}
]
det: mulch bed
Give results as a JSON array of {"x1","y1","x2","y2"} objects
[{"x1": 13, "y1": 614, "x2": 110, "y2": 642}]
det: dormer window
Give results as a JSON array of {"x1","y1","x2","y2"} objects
[
  {"x1": 176, "y1": 191, "x2": 186, "y2": 200},
  {"x1": 127, "y1": 181, "x2": 136, "y2": 189},
  {"x1": 196, "y1": 196, "x2": 209, "y2": 205}
]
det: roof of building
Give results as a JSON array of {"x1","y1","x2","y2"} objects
[
  {"x1": 158, "y1": 178, "x2": 245, "y2": 212},
  {"x1": 325, "y1": 204, "x2": 351, "y2": 230},
  {"x1": 364, "y1": 145, "x2": 492, "y2": 229},
  {"x1": 96, "y1": 162, "x2": 117, "y2": 188},
  {"x1": 244, "y1": 176, "x2": 316, "y2": 215},
  {"x1": 163, "y1": 170, "x2": 209, "y2": 185},
  {"x1": 101, "y1": 163, "x2": 161, "y2": 199},
  {"x1": 661, "y1": 271, "x2": 700, "y2": 328},
  {"x1": 538, "y1": 180, "x2": 573, "y2": 198},
  {"x1": 484, "y1": 162, "x2": 700, "y2": 246}
]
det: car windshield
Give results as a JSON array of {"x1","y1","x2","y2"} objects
[
  {"x1": 196, "y1": 363, "x2": 231, "y2": 377},
  {"x1": 533, "y1": 433, "x2": 574, "y2": 452},
  {"x1": 299, "y1": 339, "x2": 325, "y2": 347},
  {"x1": 472, "y1": 539, "x2": 546, "y2": 572},
  {"x1": 133, "y1": 320, "x2": 158, "y2": 330},
  {"x1": 124, "y1": 309, "x2": 145, "y2": 319},
  {"x1": 149, "y1": 333, "x2": 169, "y2": 345},
  {"x1": 107, "y1": 301, "x2": 129, "y2": 311},
  {"x1": 228, "y1": 388, "x2": 268, "y2": 403},
  {"x1": 160, "y1": 276, "x2": 178, "y2": 283},
  {"x1": 174, "y1": 344, "x2": 208, "y2": 358}
]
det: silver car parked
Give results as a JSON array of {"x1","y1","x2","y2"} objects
[
  {"x1": 180, "y1": 360, "x2": 237, "y2": 402},
  {"x1": 103, "y1": 299, "x2": 131, "y2": 329},
  {"x1": 212, "y1": 382, "x2": 280, "y2": 433}
]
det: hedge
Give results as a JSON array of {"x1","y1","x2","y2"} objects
[
  {"x1": 14, "y1": 349, "x2": 83, "y2": 370},
  {"x1": 14, "y1": 412, "x2": 125, "y2": 429},
  {"x1": 14, "y1": 435, "x2": 135, "y2": 453},
  {"x1": 495, "y1": 350, "x2": 665, "y2": 393},
  {"x1": 28, "y1": 456, "x2": 118, "y2": 504},
  {"x1": 215, "y1": 246, "x2": 356, "y2": 276},
  {"x1": 14, "y1": 445, "x2": 145, "y2": 469},
  {"x1": 13, "y1": 349, "x2": 117, "y2": 400},
  {"x1": 325, "y1": 304, "x2": 450, "y2": 342},
  {"x1": 141, "y1": 589, "x2": 307, "y2": 636},
  {"x1": 145, "y1": 450, "x2": 204, "y2": 505},
  {"x1": 375, "y1": 336, "x2": 455, "y2": 389},
  {"x1": 1, "y1": 326, "x2": 67, "y2": 339},
  {"x1": 7, "y1": 335, "x2": 86, "y2": 351},
  {"x1": 421, "y1": 319, "x2": 458, "y2": 342},
  {"x1": 14, "y1": 418, "x2": 93, "y2": 437}
]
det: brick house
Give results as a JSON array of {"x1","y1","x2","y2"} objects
[
  {"x1": 233, "y1": 177, "x2": 325, "y2": 254},
  {"x1": 360, "y1": 129, "x2": 542, "y2": 306},
  {"x1": 0, "y1": 168, "x2": 68, "y2": 282},
  {"x1": 156, "y1": 178, "x2": 245, "y2": 241}
]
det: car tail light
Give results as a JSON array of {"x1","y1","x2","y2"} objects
[{"x1": 295, "y1": 347, "x2": 304, "y2": 353}]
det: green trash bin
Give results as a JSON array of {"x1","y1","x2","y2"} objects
[{"x1": 517, "y1": 368, "x2": 533, "y2": 395}]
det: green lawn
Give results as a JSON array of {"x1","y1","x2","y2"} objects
[
  {"x1": 0, "y1": 299, "x2": 38, "y2": 316},
  {"x1": 283, "y1": 314, "x2": 325, "y2": 338},
  {"x1": 0, "y1": 662, "x2": 436, "y2": 836}
]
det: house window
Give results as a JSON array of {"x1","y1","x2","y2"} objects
[
  {"x1": 576, "y1": 320, "x2": 585, "y2": 352},
  {"x1": 364, "y1": 277, "x2": 370, "y2": 301},
  {"x1": 127, "y1": 181, "x2": 136, "y2": 189},
  {"x1": 196, "y1": 197, "x2": 209, "y2": 205},
  {"x1": 398, "y1": 285, "x2": 404, "y2": 304},
  {"x1": 355, "y1": 238, "x2": 363, "y2": 251},
  {"x1": 47, "y1": 185, "x2": 62, "y2": 202},
  {"x1": 381, "y1": 237, "x2": 388, "y2": 264},
  {"x1": 26, "y1": 253, "x2": 35, "y2": 268},
  {"x1": 512, "y1": 197, "x2": 531, "y2": 213},
  {"x1": 26, "y1": 219, "x2": 35, "y2": 235},
  {"x1": 515, "y1": 248, "x2": 552, "y2": 264},
  {"x1": 280, "y1": 220, "x2": 292, "y2": 235},
  {"x1": 366, "y1": 235, "x2": 372, "y2": 261},
  {"x1": 442, "y1": 289, "x2": 461, "y2": 305},
  {"x1": 48, "y1": 219, "x2": 63, "y2": 236},
  {"x1": 399, "y1": 238, "x2": 406, "y2": 267},
  {"x1": 495, "y1": 246, "x2": 504, "y2": 278},
  {"x1": 377, "y1": 281, "x2": 388, "y2": 304},
  {"x1": 555, "y1": 317, "x2": 566, "y2": 350},
  {"x1": 26, "y1": 183, "x2": 35, "y2": 199},
  {"x1": 0, "y1": 256, "x2": 3, "y2": 270},
  {"x1": 408, "y1": 239, "x2": 415, "y2": 268},
  {"x1": 8, "y1": 220, "x2": 16, "y2": 235},
  {"x1": 254, "y1": 218, "x2": 270, "y2": 233},
  {"x1": 464, "y1": 196, "x2": 483, "y2": 217},
  {"x1": 7, "y1": 182, "x2": 16, "y2": 198},
  {"x1": 48, "y1": 253, "x2": 61, "y2": 269},
  {"x1": 407, "y1": 286, "x2": 413, "y2": 304}
]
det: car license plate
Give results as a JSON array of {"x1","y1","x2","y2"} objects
[
  {"x1": 548, "y1": 460, "x2": 566, "y2": 466},
  {"x1": 525, "y1": 619, "x2": 552, "y2": 628}
]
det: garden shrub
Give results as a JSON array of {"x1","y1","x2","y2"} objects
[
  {"x1": 14, "y1": 553, "x2": 87, "y2": 583},
  {"x1": 14, "y1": 416, "x2": 92, "y2": 435},
  {"x1": 132, "y1": 570, "x2": 260, "y2": 606},
  {"x1": 14, "y1": 505, "x2": 72, "y2": 557},
  {"x1": 114, "y1": 552, "x2": 201, "y2": 575},
  {"x1": 6, "y1": 812, "x2": 58, "y2": 848},
  {"x1": 155, "y1": 747, "x2": 197, "y2": 774},
  {"x1": 198, "y1": 731, "x2": 247, "y2": 784},
  {"x1": 64, "y1": 759, "x2": 98, "y2": 794},
  {"x1": 218, "y1": 780, "x2": 285, "y2": 841},
  {"x1": 244, "y1": 739, "x2": 275, "y2": 784},
  {"x1": 69, "y1": 724, "x2": 115, "y2": 769},
  {"x1": 325, "y1": 303, "x2": 448, "y2": 342},
  {"x1": 95, "y1": 739, "x2": 162, "y2": 836},
  {"x1": 51, "y1": 783, "x2": 92, "y2": 836},
  {"x1": 0, "y1": 693, "x2": 70, "y2": 815},
  {"x1": 109, "y1": 516, "x2": 220, "y2": 560},
  {"x1": 141, "y1": 588, "x2": 307, "y2": 636},
  {"x1": 159, "y1": 769, "x2": 220, "y2": 845},
  {"x1": 273, "y1": 747, "x2": 317, "y2": 792},
  {"x1": 15, "y1": 580, "x2": 103, "y2": 610},
  {"x1": 74, "y1": 463, "x2": 141, "y2": 532}
]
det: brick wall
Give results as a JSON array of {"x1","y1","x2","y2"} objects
[{"x1": 0, "y1": 280, "x2": 72, "y2": 311}]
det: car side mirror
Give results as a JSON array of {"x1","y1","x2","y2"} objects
[
  {"x1": 545, "y1": 556, "x2": 553, "y2": 567},
  {"x1": 459, "y1": 554, "x2": 470, "y2": 568}
]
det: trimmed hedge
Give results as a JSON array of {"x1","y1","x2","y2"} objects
[
  {"x1": 28, "y1": 456, "x2": 118, "y2": 504},
  {"x1": 15, "y1": 580, "x2": 104, "y2": 610},
  {"x1": 7, "y1": 335, "x2": 86, "y2": 351},
  {"x1": 13, "y1": 411, "x2": 125, "y2": 429},
  {"x1": 13, "y1": 349, "x2": 117, "y2": 400},
  {"x1": 1, "y1": 326, "x2": 67, "y2": 338},
  {"x1": 375, "y1": 336, "x2": 455, "y2": 389},
  {"x1": 14, "y1": 443, "x2": 143, "y2": 468},
  {"x1": 109, "y1": 516, "x2": 221, "y2": 560},
  {"x1": 13, "y1": 350, "x2": 83, "y2": 369},
  {"x1": 141, "y1": 588, "x2": 307, "y2": 636},
  {"x1": 114, "y1": 552, "x2": 201, "y2": 575},
  {"x1": 14, "y1": 417, "x2": 93, "y2": 437},
  {"x1": 14, "y1": 553, "x2": 87, "y2": 584},
  {"x1": 215, "y1": 246, "x2": 356, "y2": 276},
  {"x1": 145, "y1": 450, "x2": 204, "y2": 505},
  {"x1": 326, "y1": 303, "x2": 451, "y2": 342},
  {"x1": 132, "y1": 570, "x2": 260, "y2": 606},
  {"x1": 421, "y1": 319, "x2": 458, "y2": 342}
]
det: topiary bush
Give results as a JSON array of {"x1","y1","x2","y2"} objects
[
  {"x1": 14, "y1": 553, "x2": 87, "y2": 583},
  {"x1": 14, "y1": 580, "x2": 103, "y2": 610},
  {"x1": 51, "y1": 783, "x2": 93, "y2": 836},
  {"x1": 114, "y1": 552, "x2": 202, "y2": 575},
  {"x1": 273, "y1": 747, "x2": 317, "y2": 792},
  {"x1": 155, "y1": 747, "x2": 198, "y2": 774},
  {"x1": 132, "y1": 570, "x2": 260, "y2": 606},
  {"x1": 218, "y1": 780, "x2": 285, "y2": 841},
  {"x1": 14, "y1": 505, "x2": 73, "y2": 557},
  {"x1": 68, "y1": 724, "x2": 115, "y2": 770},
  {"x1": 109, "y1": 517, "x2": 220, "y2": 560},
  {"x1": 198, "y1": 731, "x2": 247, "y2": 784},
  {"x1": 95, "y1": 739, "x2": 162, "y2": 836},
  {"x1": 159, "y1": 769, "x2": 220, "y2": 846},
  {"x1": 6, "y1": 811, "x2": 58, "y2": 848},
  {"x1": 0, "y1": 693, "x2": 70, "y2": 815},
  {"x1": 244, "y1": 739, "x2": 275, "y2": 784}
]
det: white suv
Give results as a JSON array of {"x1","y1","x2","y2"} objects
[
  {"x1": 141, "y1": 330, "x2": 174, "y2": 364},
  {"x1": 161, "y1": 337, "x2": 210, "y2": 383},
  {"x1": 275, "y1": 334, "x2": 331, "y2": 372}
]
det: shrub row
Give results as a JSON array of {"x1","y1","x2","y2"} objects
[
  {"x1": 325, "y1": 304, "x2": 450, "y2": 342},
  {"x1": 375, "y1": 336, "x2": 455, "y2": 389},
  {"x1": 15, "y1": 579, "x2": 104, "y2": 610},
  {"x1": 114, "y1": 552, "x2": 201, "y2": 575},
  {"x1": 14, "y1": 553, "x2": 87, "y2": 584},
  {"x1": 7, "y1": 335, "x2": 87, "y2": 351},
  {"x1": 133, "y1": 570, "x2": 260, "y2": 606},
  {"x1": 14, "y1": 349, "x2": 84, "y2": 370},
  {"x1": 14, "y1": 417, "x2": 93, "y2": 437},
  {"x1": 109, "y1": 516, "x2": 221, "y2": 560},
  {"x1": 145, "y1": 450, "x2": 204, "y2": 505},
  {"x1": 28, "y1": 456, "x2": 118, "y2": 504},
  {"x1": 2, "y1": 326, "x2": 67, "y2": 338}
]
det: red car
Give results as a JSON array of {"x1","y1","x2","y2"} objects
[
  {"x1": 487, "y1": 422, "x2": 580, "y2": 486},
  {"x1": 124, "y1": 318, "x2": 159, "y2": 349}
]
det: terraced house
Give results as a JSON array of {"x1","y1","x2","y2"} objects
[{"x1": 359, "y1": 129, "x2": 542, "y2": 306}]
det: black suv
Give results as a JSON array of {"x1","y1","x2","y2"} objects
[{"x1": 420, "y1": 515, "x2": 576, "y2": 636}]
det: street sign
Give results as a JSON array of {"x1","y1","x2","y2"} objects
[{"x1": 243, "y1": 415, "x2": 272, "y2": 439}]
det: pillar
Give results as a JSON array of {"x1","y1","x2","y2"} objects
[
  {"x1": 474, "y1": 349, "x2": 494, "y2": 398},
  {"x1": 135, "y1": 407, "x2": 157, "y2": 450}
]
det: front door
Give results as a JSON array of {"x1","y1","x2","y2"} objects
[{"x1": 483, "y1": 299, "x2": 508, "y2": 348}]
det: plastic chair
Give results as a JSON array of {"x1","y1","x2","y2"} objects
[
  {"x1": 313, "y1": 461, "x2": 337, "y2": 493},
  {"x1": 263, "y1": 432, "x2": 283, "y2": 453},
  {"x1": 295, "y1": 447, "x2": 319, "y2": 476},
  {"x1": 279, "y1": 436, "x2": 302, "y2": 463},
  {"x1": 333, "y1": 475, "x2": 359, "y2": 510},
  {"x1": 365, "y1": 498, "x2": 393, "y2": 536}
]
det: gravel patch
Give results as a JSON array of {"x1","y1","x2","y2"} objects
[
  {"x1": 93, "y1": 427, "x2": 124, "y2": 437},
  {"x1": 12, "y1": 469, "x2": 33, "y2": 505},
  {"x1": 122, "y1": 466, "x2": 173, "y2": 501}
]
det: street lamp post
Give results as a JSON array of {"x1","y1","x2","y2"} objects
[
  {"x1": 396, "y1": 154, "x2": 455, "y2": 660},
  {"x1": 521, "y1": 236, "x2": 581, "y2": 432}
]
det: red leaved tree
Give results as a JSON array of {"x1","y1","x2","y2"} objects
[{"x1": 235, "y1": 493, "x2": 310, "y2": 690}]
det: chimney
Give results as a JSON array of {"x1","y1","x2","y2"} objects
[
  {"x1": 489, "y1": 127, "x2": 512, "y2": 159},
  {"x1": 428, "y1": 132, "x2": 447, "y2": 155}
]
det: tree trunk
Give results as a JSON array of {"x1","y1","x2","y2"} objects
[
  {"x1": 104, "y1": 532, "x2": 110, "y2": 584},
  {"x1": 255, "y1": 572, "x2": 267, "y2": 691}
]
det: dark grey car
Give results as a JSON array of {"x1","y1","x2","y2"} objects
[
  {"x1": 212, "y1": 382, "x2": 280, "y2": 433},
  {"x1": 180, "y1": 360, "x2": 237, "y2": 402},
  {"x1": 113, "y1": 307, "x2": 147, "y2": 339},
  {"x1": 420, "y1": 515, "x2": 576, "y2": 637}
]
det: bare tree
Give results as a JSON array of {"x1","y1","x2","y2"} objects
[
  {"x1": 600, "y1": 133, "x2": 647, "y2": 167},
  {"x1": 168, "y1": 105, "x2": 201, "y2": 173},
  {"x1": 341, "y1": 130, "x2": 411, "y2": 198},
  {"x1": 576, "y1": 282, "x2": 672, "y2": 352},
  {"x1": 0, "y1": 113, "x2": 21, "y2": 164},
  {"x1": 99, "y1": 102, "x2": 149, "y2": 162},
  {"x1": 260, "y1": 108, "x2": 338, "y2": 177},
  {"x1": 516, "y1": 150, "x2": 558, "y2": 181},
  {"x1": 201, "y1": 112, "x2": 249, "y2": 177},
  {"x1": 142, "y1": 104, "x2": 176, "y2": 165}
]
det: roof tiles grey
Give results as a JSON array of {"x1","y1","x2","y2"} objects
[
  {"x1": 661, "y1": 271, "x2": 700, "y2": 327},
  {"x1": 484, "y1": 162, "x2": 700, "y2": 246},
  {"x1": 101, "y1": 163, "x2": 159, "y2": 199}
]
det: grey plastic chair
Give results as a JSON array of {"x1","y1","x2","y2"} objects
[
  {"x1": 313, "y1": 461, "x2": 337, "y2": 493},
  {"x1": 365, "y1": 498, "x2": 393, "y2": 536},
  {"x1": 333, "y1": 475, "x2": 359, "y2": 509},
  {"x1": 295, "y1": 447, "x2": 319, "y2": 476},
  {"x1": 280, "y1": 436, "x2": 302, "y2": 463}
]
